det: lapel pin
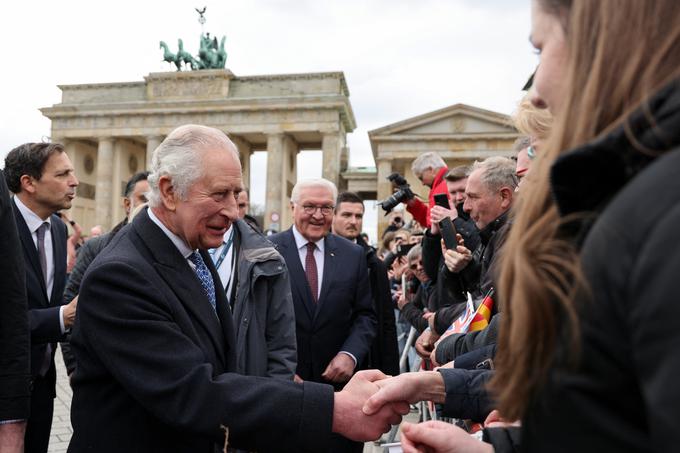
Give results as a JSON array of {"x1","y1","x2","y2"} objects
[{"x1": 330, "y1": 252, "x2": 335, "y2": 257}]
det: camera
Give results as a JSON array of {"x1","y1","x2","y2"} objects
[{"x1": 378, "y1": 172, "x2": 415, "y2": 213}]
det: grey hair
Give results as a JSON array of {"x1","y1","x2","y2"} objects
[
  {"x1": 290, "y1": 178, "x2": 338, "y2": 204},
  {"x1": 406, "y1": 244, "x2": 422, "y2": 262},
  {"x1": 512, "y1": 136, "x2": 532, "y2": 152},
  {"x1": 471, "y1": 156, "x2": 519, "y2": 193},
  {"x1": 411, "y1": 152, "x2": 446, "y2": 175},
  {"x1": 147, "y1": 124, "x2": 237, "y2": 207}
]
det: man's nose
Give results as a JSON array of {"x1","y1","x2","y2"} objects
[
  {"x1": 463, "y1": 198, "x2": 471, "y2": 213},
  {"x1": 70, "y1": 174, "x2": 79, "y2": 186},
  {"x1": 222, "y1": 194, "x2": 238, "y2": 217}
]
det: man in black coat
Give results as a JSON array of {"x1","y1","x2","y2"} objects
[
  {"x1": 68, "y1": 125, "x2": 404, "y2": 453},
  {"x1": 0, "y1": 170, "x2": 30, "y2": 453},
  {"x1": 60, "y1": 171, "x2": 149, "y2": 375},
  {"x1": 4, "y1": 143, "x2": 79, "y2": 453},
  {"x1": 332, "y1": 191, "x2": 399, "y2": 376}
]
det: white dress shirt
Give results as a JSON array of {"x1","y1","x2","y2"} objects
[{"x1": 14, "y1": 196, "x2": 66, "y2": 333}]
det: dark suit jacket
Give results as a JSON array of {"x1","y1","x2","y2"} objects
[
  {"x1": 13, "y1": 197, "x2": 67, "y2": 395},
  {"x1": 269, "y1": 229, "x2": 377, "y2": 385},
  {"x1": 356, "y1": 235, "x2": 399, "y2": 376},
  {"x1": 0, "y1": 173, "x2": 30, "y2": 420},
  {"x1": 68, "y1": 209, "x2": 334, "y2": 453}
]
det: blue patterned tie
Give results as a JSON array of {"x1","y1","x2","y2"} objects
[{"x1": 189, "y1": 251, "x2": 217, "y2": 312}]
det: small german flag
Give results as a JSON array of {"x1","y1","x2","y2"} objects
[{"x1": 468, "y1": 288, "x2": 494, "y2": 332}]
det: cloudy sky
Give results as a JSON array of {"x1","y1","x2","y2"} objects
[{"x1": 1, "y1": 0, "x2": 536, "y2": 240}]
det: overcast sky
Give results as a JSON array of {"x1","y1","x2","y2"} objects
[{"x1": 1, "y1": 0, "x2": 536, "y2": 240}]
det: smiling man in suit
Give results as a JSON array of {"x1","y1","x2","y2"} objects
[
  {"x1": 269, "y1": 178, "x2": 377, "y2": 452},
  {"x1": 4, "y1": 142, "x2": 79, "y2": 453},
  {"x1": 68, "y1": 125, "x2": 405, "y2": 453}
]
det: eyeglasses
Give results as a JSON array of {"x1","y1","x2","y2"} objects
[
  {"x1": 409, "y1": 260, "x2": 423, "y2": 270},
  {"x1": 301, "y1": 204, "x2": 334, "y2": 216}
]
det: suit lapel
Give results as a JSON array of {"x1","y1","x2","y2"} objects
[
  {"x1": 133, "y1": 210, "x2": 228, "y2": 367},
  {"x1": 12, "y1": 199, "x2": 48, "y2": 301},
  {"x1": 207, "y1": 229, "x2": 236, "y2": 368},
  {"x1": 279, "y1": 229, "x2": 316, "y2": 321}
]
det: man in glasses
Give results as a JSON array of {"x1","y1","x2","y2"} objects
[{"x1": 270, "y1": 179, "x2": 377, "y2": 453}]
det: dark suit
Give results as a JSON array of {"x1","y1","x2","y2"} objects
[
  {"x1": 269, "y1": 230, "x2": 377, "y2": 386},
  {"x1": 13, "y1": 198, "x2": 68, "y2": 453},
  {"x1": 0, "y1": 173, "x2": 30, "y2": 422},
  {"x1": 68, "y1": 209, "x2": 334, "y2": 453}
]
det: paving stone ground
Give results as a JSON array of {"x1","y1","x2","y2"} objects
[
  {"x1": 48, "y1": 346, "x2": 72, "y2": 453},
  {"x1": 48, "y1": 345, "x2": 413, "y2": 452}
]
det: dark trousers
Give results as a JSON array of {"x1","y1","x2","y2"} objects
[{"x1": 25, "y1": 375, "x2": 55, "y2": 453}]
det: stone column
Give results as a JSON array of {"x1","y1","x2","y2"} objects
[
  {"x1": 281, "y1": 135, "x2": 299, "y2": 230},
  {"x1": 265, "y1": 134, "x2": 285, "y2": 231},
  {"x1": 231, "y1": 136, "x2": 252, "y2": 189},
  {"x1": 95, "y1": 138, "x2": 114, "y2": 229},
  {"x1": 322, "y1": 133, "x2": 344, "y2": 188},
  {"x1": 146, "y1": 136, "x2": 163, "y2": 170},
  {"x1": 376, "y1": 157, "x2": 393, "y2": 239}
]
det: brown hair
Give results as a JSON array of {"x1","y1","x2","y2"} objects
[
  {"x1": 491, "y1": 0, "x2": 680, "y2": 420},
  {"x1": 4, "y1": 142, "x2": 65, "y2": 193},
  {"x1": 444, "y1": 165, "x2": 471, "y2": 182}
]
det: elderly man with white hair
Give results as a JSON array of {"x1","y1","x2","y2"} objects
[
  {"x1": 68, "y1": 125, "x2": 406, "y2": 453},
  {"x1": 269, "y1": 178, "x2": 378, "y2": 453}
]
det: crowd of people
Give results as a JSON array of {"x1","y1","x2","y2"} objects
[{"x1": 1, "y1": 0, "x2": 680, "y2": 452}]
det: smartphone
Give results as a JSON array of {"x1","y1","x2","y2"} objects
[
  {"x1": 439, "y1": 217, "x2": 458, "y2": 249},
  {"x1": 433, "y1": 193, "x2": 450, "y2": 210},
  {"x1": 396, "y1": 242, "x2": 415, "y2": 257}
]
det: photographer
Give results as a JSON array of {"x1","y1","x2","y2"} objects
[{"x1": 405, "y1": 152, "x2": 449, "y2": 228}]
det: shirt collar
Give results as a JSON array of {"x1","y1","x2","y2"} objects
[
  {"x1": 14, "y1": 196, "x2": 51, "y2": 233},
  {"x1": 292, "y1": 224, "x2": 325, "y2": 253},
  {"x1": 147, "y1": 208, "x2": 194, "y2": 259}
]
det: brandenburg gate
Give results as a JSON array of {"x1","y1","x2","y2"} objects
[{"x1": 41, "y1": 69, "x2": 355, "y2": 231}]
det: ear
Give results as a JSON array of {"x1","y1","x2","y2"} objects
[
  {"x1": 499, "y1": 187, "x2": 514, "y2": 209},
  {"x1": 19, "y1": 175, "x2": 36, "y2": 194},
  {"x1": 123, "y1": 197, "x2": 131, "y2": 216},
  {"x1": 158, "y1": 176, "x2": 177, "y2": 211}
]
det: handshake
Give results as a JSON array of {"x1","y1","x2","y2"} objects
[
  {"x1": 332, "y1": 370, "x2": 446, "y2": 442},
  {"x1": 333, "y1": 370, "x2": 497, "y2": 453}
]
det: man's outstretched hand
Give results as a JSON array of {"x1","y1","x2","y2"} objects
[
  {"x1": 362, "y1": 371, "x2": 446, "y2": 416},
  {"x1": 332, "y1": 370, "x2": 410, "y2": 442}
]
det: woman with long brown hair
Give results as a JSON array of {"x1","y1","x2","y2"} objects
[{"x1": 390, "y1": 0, "x2": 680, "y2": 451}]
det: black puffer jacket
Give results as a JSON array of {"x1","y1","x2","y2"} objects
[{"x1": 519, "y1": 80, "x2": 680, "y2": 452}]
